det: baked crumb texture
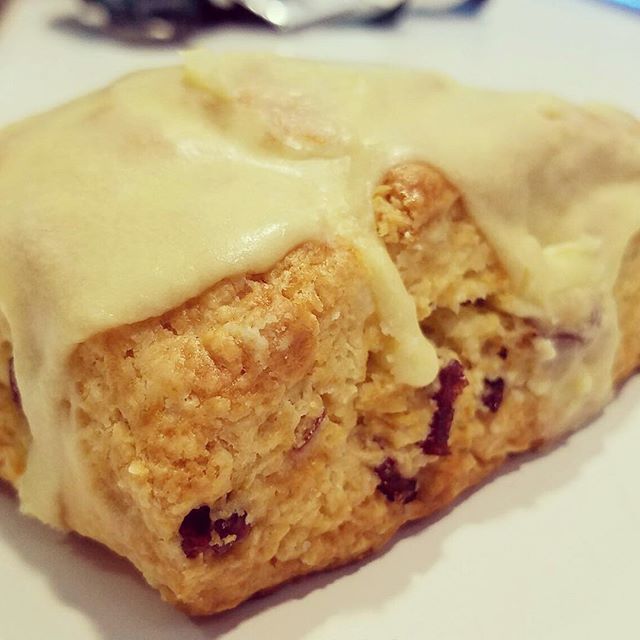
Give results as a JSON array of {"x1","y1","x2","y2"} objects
[{"x1": 1, "y1": 163, "x2": 639, "y2": 614}]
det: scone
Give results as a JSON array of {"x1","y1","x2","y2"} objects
[{"x1": 1, "y1": 52, "x2": 639, "y2": 615}]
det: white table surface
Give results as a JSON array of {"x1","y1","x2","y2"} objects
[{"x1": 1, "y1": 1, "x2": 639, "y2": 638}]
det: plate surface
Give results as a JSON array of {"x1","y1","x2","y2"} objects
[{"x1": 1, "y1": 1, "x2": 639, "y2": 638}]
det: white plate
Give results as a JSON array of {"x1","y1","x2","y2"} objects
[{"x1": 1, "y1": 1, "x2": 639, "y2": 638}]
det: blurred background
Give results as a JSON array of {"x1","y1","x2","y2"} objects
[{"x1": 1, "y1": 0, "x2": 638, "y2": 125}]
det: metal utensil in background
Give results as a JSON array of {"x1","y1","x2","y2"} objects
[
  {"x1": 225, "y1": 0, "x2": 404, "y2": 29},
  {"x1": 73, "y1": 0, "x2": 470, "y2": 43}
]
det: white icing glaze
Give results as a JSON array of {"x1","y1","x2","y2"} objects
[{"x1": 0, "y1": 52, "x2": 638, "y2": 527}]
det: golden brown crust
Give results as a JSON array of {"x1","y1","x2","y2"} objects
[{"x1": 0, "y1": 162, "x2": 638, "y2": 614}]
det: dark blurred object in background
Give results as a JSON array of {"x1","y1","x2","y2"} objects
[
  {"x1": 73, "y1": 0, "x2": 477, "y2": 44},
  {"x1": 76, "y1": 0, "x2": 221, "y2": 42},
  {"x1": 79, "y1": 0, "x2": 640, "y2": 46}
]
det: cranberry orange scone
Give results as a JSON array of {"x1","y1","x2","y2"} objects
[{"x1": 1, "y1": 52, "x2": 639, "y2": 614}]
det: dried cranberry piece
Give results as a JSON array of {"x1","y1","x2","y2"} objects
[
  {"x1": 179, "y1": 506, "x2": 212, "y2": 559},
  {"x1": 294, "y1": 409, "x2": 327, "y2": 450},
  {"x1": 374, "y1": 457, "x2": 417, "y2": 504},
  {"x1": 482, "y1": 377, "x2": 505, "y2": 413},
  {"x1": 422, "y1": 360, "x2": 468, "y2": 456},
  {"x1": 8, "y1": 358, "x2": 21, "y2": 408},
  {"x1": 212, "y1": 512, "x2": 249, "y2": 540},
  {"x1": 211, "y1": 512, "x2": 250, "y2": 555},
  {"x1": 179, "y1": 508, "x2": 251, "y2": 558}
]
